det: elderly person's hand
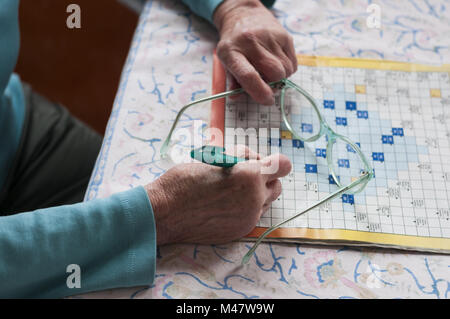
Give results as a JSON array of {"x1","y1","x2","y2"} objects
[
  {"x1": 146, "y1": 149, "x2": 292, "y2": 245},
  {"x1": 213, "y1": 0, "x2": 297, "y2": 105}
]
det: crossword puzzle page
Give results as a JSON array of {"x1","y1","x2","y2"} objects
[{"x1": 213, "y1": 55, "x2": 450, "y2": 253}]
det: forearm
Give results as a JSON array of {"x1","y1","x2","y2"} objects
[
  {"x1": 213, "y1": 0, "x2": 263, "y2": 31},
  {"x1": 181, "y1": 0, "x2": 275, "y2": 24},
  {"x1": 0, "y1": 186, "x2": 156, "y2": 298}
]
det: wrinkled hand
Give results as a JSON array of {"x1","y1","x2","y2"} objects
[
  {"x1": 214, "y1": 0, "x2": 297, "y2": 105},
  {"x1": 146, "y1": 147, "x2": 292, "y2": 245}
]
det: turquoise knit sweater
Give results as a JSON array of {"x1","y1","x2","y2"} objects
[{"x1": 0, "y1": 0, "x2": 273, "y2": 298}]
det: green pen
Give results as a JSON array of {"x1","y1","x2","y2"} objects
[{"x1": 190, "y1": 145, "x2": 247, "y2": 168}]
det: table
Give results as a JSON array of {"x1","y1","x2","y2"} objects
[{"x1": 83, "y1": 0, "x2": 450, "y2": 298}]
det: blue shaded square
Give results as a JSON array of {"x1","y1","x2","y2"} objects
[
  {"x1": 372, "y1": 152, "x2": 385, "y2": 162},
  {"x1": 336, "y1": 117, "x2": 348, "y2": 126},
  {"x1": 342, "y1": 194, "x2": 354, "y2": 205},
  {"x1": 357, "y1": 110, "x2": 368, "y2": 119},
  {"x1": 346, "y1": 142, "x2": 360, "y2": 153},
  {"x1": 338, "y1": 159, "x2": 350, "y2": 168},
  {"x1": 392, "y1": 127, "x2": 404, "y2": 136},
  {"x1": 292, "y1": 139, "x2": 304, "y2": 149},
  {"x1": 316, "y1": 148, "x2": 327, "y2": 158},
  {"x1": 324, "y1": 100, "x2": 335, "y2": 109},
  {"x1": 305, "y1": 164, "x2": 318, "y2": 173},
  {"x1": 382, "y1": 135, "x2": 394, "y2": 145},
  {"x1": 302, "y1": 123, "x2": 313, "y2": 133},
  {"x1": 329, "y1": 174, "x2": 340, "y2": 184},
  {"x1": 346, "y1": 101, "x2": 357, "y2": 111}
]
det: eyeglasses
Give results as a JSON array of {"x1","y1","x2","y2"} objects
[{"x1": 161, "y1": 78, "x2": 374, "y2": 264}]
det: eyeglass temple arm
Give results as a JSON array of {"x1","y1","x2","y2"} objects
[
  {"x1": 160, "y1": 80, "x2": 285, "y2": 158},
  {"x1": 241, "y1": 171, "x2": 371, "y2": 265},
  {"x1": 160, "y1": 89, "x2": 242, "y2": 157}
]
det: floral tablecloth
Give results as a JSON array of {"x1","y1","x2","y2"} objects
[{"x1": 83, "y1": 0, "x2": 450, "y2": 298}]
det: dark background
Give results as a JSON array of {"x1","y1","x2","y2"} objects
[{"x1": 14, "y1": 0, "x2": 139, "y2": 134}]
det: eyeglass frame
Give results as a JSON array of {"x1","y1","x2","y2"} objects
[{"x1": 160, "y1": 78, "x2": 374, "y2": 264}]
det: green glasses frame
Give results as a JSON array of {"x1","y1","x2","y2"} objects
[{"x1": 160, "y1": 78, "x2": 374, "y2": 264}]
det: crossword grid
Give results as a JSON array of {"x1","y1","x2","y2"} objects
[{"x1": 223, "y1": 65, "x2": 450, "y2": 239}]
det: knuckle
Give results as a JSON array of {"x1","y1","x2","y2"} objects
[
  {"x1": 228, "y1": 60, "x2": 242, "y2": 74},
  {"x1": 283, "y1": 60, "x2": 294, "y2": 76},
  {"x1": 239, "y1": 30, "x2": 258, "y2": 43},
  {"x1": 286, "y1": 33, "x2": 294, "y2": 43},
  {"x1": 265, "y1": 63, "x2": 285, "y2": 81},
  {"x1": 239, "y1": 70, "x2": 258, "y2": 83},
  {"x1": 277, "y1": 30, "x2": 292, "y2": 43},
  {"x1": 217, "y1": 40, "x2": 233, "y2": 57}
]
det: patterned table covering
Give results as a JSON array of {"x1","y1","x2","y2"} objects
[{"x1": 83, "y1": 0, "x2": 450, "y2": 299}]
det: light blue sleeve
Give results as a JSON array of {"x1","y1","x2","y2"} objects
[
  {"x1": 181, "y1": 0, "x2": 276, "y2": 24},
  {"x1": 0, "y1": 186, "x2": 156, "y2": 298}
]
